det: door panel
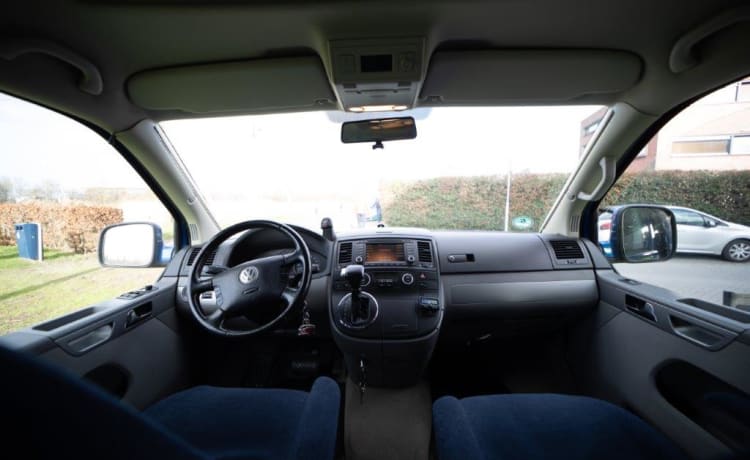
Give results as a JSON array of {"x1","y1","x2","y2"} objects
[
  {"x1": 568, "y1": 270, "x2": 750, "y2": 460},
  {"x1": 0, "y1": 274, "x2": 191, "y2": 410},
  {"x1": 39, "y1": 315, "x2": 188, "y2": 409}
]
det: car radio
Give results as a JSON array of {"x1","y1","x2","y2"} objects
[
  {"x1": 336, "y1": 238, "x2": 434, "y2": 269},
  {"x1": 333, "y1": 238, "x2": 437, "y2": 291}
]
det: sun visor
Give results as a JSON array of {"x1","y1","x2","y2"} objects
[
  {"x1": 127, "y1": 56, "x2": 336, "y2": 114},
  {"x1": 420, "y1": 50, "x2": 642, "y2": 105}
]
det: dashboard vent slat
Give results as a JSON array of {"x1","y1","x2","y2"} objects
[
  {"x1": 417, "y1": 241, "x2": 432, "y2": 263},
  {"x1": 338, "y1": 242, "x2": 353, "y2": 264},
  {"x1": 186, "y1": 247, "x2": 217, "y2": 266},
  {"x1": 550, "y1": 240, "x2": 585, "y2": 260},
  {"x1": 569, "y1": 215, "x2": 581, "y2": 234},
  {"x1": 186, "y1": 248, "x2": 201, "y2": 266},
  {"x1": 204, "y1": 249, "x2": 217, "y2": 266}
]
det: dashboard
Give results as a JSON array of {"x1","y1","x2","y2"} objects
[
  {"x1": 170, "y1": 226, "x2": 603, "y2": 336},
  {"x1": 168, "y1": 224, "x2": 604, "y2": 387},
  {"x1": 165, "y1": 227, "x2": 611, "y2": 387}
]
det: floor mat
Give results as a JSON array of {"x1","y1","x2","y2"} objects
[{"x1": 344, "y1": 379, "x2": 432, "y2": 460}]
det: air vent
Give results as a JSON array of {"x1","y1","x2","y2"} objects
[
  {"x1": 338, "y1": 242, "x2": 352, "y2": 264},
  {"x1": 417, "y1": 241, "x2": 432, "y2": 263},
  {"x1": 569, "y1": 215, "x2": 581, "y2": 234},
  {"x1": 186, "y1": 247, "x2": 217, "y2": 266},
  {"x1": 204, "y1": 249, "x2": 217, "y2": 266},
  {"x1": 186, "y1": 247, "x2": 201, "y2": 266},
  {"x1": 550, "y1": 240, "x2": 585, "y2": 259}
]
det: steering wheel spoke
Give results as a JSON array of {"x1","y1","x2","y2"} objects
[
  {"x1": 205, "y1": 308, "x2": 226, "y2": 328},
  {"x1": 192, "y1": 279, "x2": 214, "y2": 294},
  {"x1": 284, "y1": 246, "x2": 305, "y2": 264},
  {"x1": 281, "y1": 287, "x2": 298, "y2": 307}
]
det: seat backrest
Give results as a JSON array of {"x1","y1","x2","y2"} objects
[{"x1": 0, "y1": 345, "x2": 206, "y2": 460}]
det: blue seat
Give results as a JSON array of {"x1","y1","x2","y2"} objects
[
  {"x1": 433, "y1": 393, "x2": 686, "y2": 460},
  {"x1": 0, "y1": 345, "x2": 340, "y2": 460}
]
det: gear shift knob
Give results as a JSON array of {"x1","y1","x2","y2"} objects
[
  {"x1": 341, "y1": 264, "x2": 365, "y2": 293},
  {"x1": 337, "y1": 264, "x2": 376, "y2": 329}
]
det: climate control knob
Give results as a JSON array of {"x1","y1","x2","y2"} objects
[
  {"x1": 361, "y1": 273, "x2": 372, "y2": 287},
  {"x1": 401, "y1": 273, "x2": 415, "y2": 286}
]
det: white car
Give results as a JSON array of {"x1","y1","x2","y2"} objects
[{"x1": 599, "y1": 205, "x2": 750, "y2": 262}]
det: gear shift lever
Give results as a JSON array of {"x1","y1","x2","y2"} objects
[
  {"x1": 340, "y1": 265, "x2": 373, "y2": 327},
  {"x1": 342, "y1": 264, "x2": 364, "y2": 297}
]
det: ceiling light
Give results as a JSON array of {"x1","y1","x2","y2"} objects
[{"x1": 348, "y1": 105, "x2": 409, "y2": 113}]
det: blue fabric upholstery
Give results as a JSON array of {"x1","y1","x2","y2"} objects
[
  {"x1": 146, "y1": 377, "x2": 341, "y2": 460},
  {"x1": 0, "y1": 345, "x2": 340, "y2": 460},
  {"x1": 1, "y1": 345, "x2": 205, "y2": 459},
  {"x1": 433, "y1": 393, "x2": 686, "y2": 460}
]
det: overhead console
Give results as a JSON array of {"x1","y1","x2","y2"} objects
[
  {"x1": 330, "y1": 235, "x2": 441, "y2": 387},
  {"x1": 327, "y1": 37, "x2": 426, "y2": 112}
]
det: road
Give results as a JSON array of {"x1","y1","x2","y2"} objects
[{"x1": 614, "y1": 255, "x2": 750, "y2": 306}]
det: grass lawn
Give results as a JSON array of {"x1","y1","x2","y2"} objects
[{"x1": 0, "y1": 246, "x2": 163, "y2": 335}]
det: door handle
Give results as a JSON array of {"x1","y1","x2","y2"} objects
[
  {"x1": 627, "y1": 302, "x2": 657, "y2": 322},
  {"x1": 125, "y1": 303, "x2": 152, "y2": 328},
  {"x1": 625, "y1": 295, "x2": 657, "y2": 322},
  {"x1": 668, "y1": 315, "x2": 733, "y2": 350},
  {"x1": 67, "y1": 323, "x2": 113, "y2": 354}
]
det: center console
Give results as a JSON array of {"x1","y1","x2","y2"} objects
[{"x1": 330, "y1": 236, "x2": 442, "y2": 387}]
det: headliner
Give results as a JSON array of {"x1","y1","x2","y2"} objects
[{"x1": 2, "y1": 0, "x2": 750, "y2": 132}]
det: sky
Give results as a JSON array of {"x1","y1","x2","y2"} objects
[
  {"x1": 0, "y1": 93, "x2": 145, "y2": 190},
  {"x1": 164, "y1": 105, "x2": 599, "y2": 197},
  {"x1": 0, "y1": 91, "x2": 600, "y2": 226}
]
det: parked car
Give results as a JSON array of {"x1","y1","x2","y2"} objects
[{"x1": 599, "y1": 205, "x2": 750, "y2": 262}]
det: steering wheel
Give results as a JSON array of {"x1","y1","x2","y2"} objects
[{"x1": 187, "y1": 220, "x2": 312, "y2": 337}]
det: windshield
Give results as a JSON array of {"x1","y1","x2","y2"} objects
[{"x1": 161, "y1": 106, "x2": 602, "y2": 232}]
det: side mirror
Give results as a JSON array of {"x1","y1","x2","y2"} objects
[
  {"x1": 98, "y1": 222, "x2": 166, "y2": 267},
  {"x1": 705, "y1": 219, "x2": 717, "y2": 228},
  {"x1": 607, "y1": 206, "x2": 677, "y2": 263}
]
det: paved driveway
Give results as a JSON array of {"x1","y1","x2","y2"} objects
[{"x1": 614, "y1": 255, "x2": 750, "y2": 305}]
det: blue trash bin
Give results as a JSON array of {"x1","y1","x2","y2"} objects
[{"x1": 15, "y1": 223, "x2": 42, "y2": 261}]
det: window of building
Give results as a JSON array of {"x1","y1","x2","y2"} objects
[
  {"x1": 736, "y1": 81, "x2": 750, "y2": 102},
  {"x1": 730, "y1": 135, "x2": 750, "y2": 155},
  {"x1": 672, "y1": 137, "x2": 730, "y2": 155}
]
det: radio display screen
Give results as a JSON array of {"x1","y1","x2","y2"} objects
[{"x1": 366, "y1": 243, "x2": 405, "y2": 263}]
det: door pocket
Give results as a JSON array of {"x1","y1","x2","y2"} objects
[{"x1": 656, "y1": 361, "x2": 750, "y2": 456}]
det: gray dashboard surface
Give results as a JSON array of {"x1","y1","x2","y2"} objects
[{"x1": 434, "y1": 231, "x2": 554, "y2": 273}]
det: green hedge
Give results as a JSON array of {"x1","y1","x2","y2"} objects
[{"x1": 381, "y1": 170, "x2": 750, "y2": 231}]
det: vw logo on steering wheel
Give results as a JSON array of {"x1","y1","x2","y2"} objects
[{"x1": 239, "y1": 266, "x2": 259, "y2": 284}]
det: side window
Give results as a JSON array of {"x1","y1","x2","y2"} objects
[
  {"x1": 672, "y1": 209, "x2": 705, "y2": 226},
  {"x1": 0, "y1": 93, "x2": 174, "y2": 334},
  {"x1": 597, "y1": 76, "x2": 750, "y2": 308}
]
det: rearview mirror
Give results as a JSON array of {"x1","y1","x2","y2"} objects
[
  {"x1": 341, "y1": 117, "x2": 416, "y2": 145},
  {"x1": 98, "y1": 222, "x2": 166, "y2": 267},
  {"x1": 606, "y1": 206, "x2": 677, "y2": 263}
]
